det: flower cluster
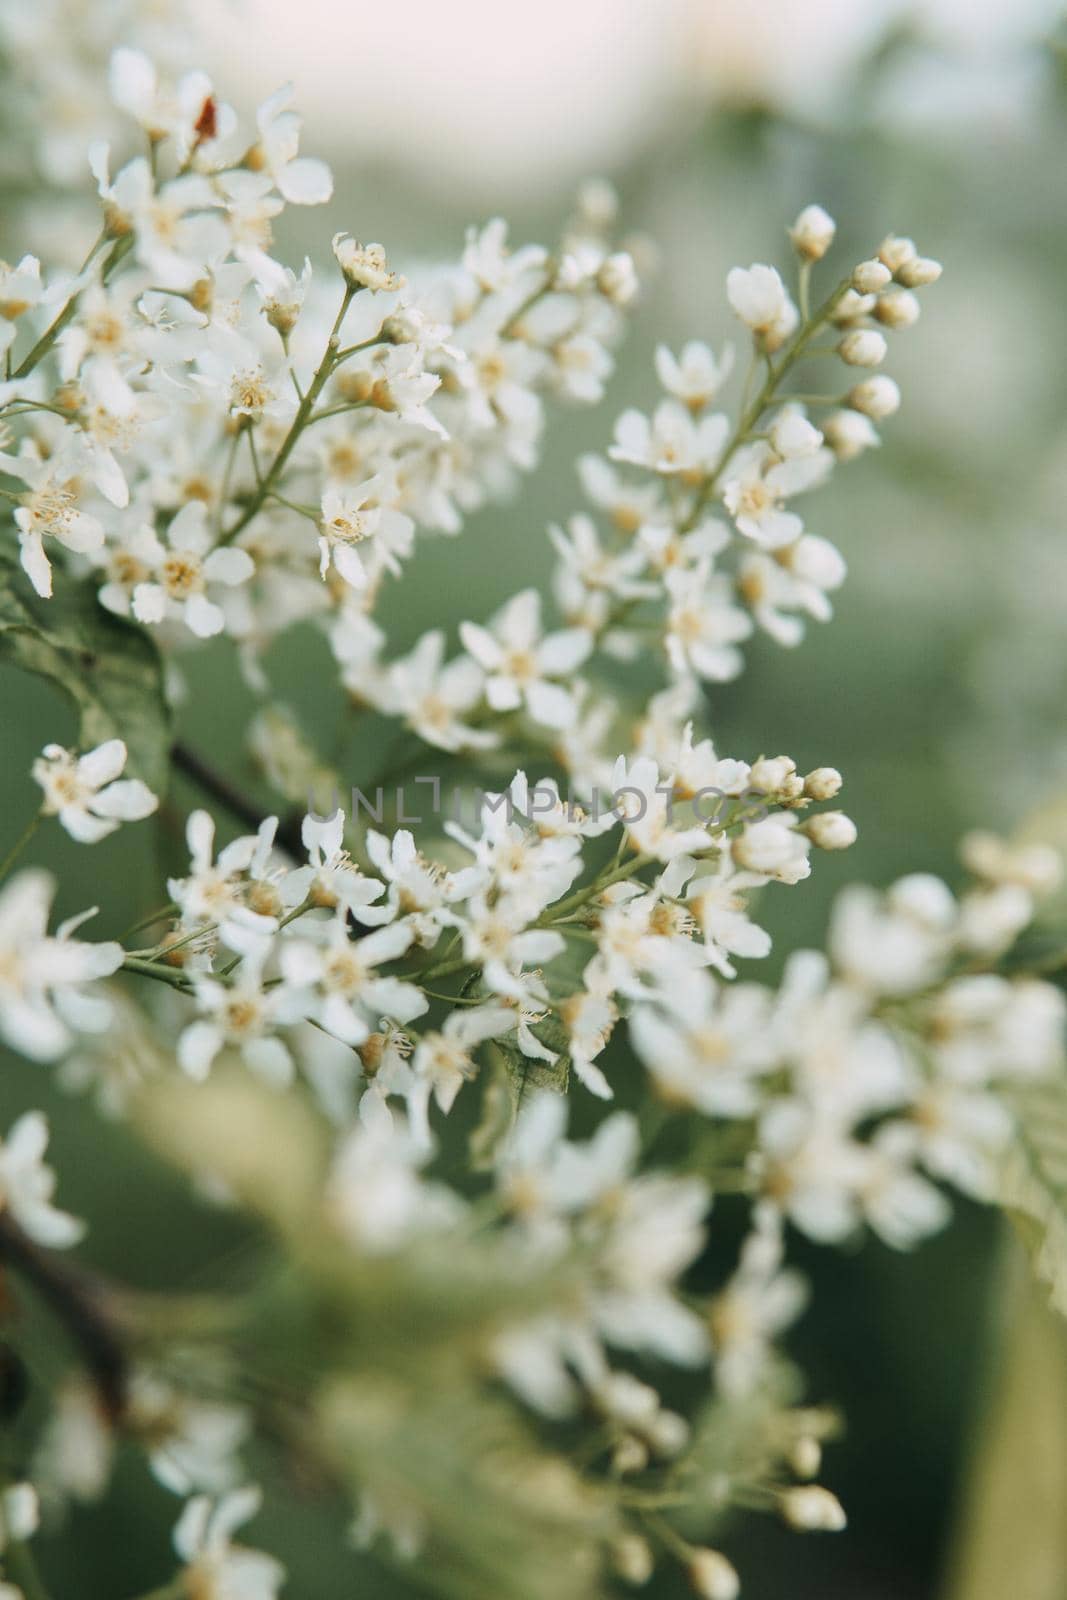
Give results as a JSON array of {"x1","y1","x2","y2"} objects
[{"x1": 0, "y1": 26, "x2": 1063, "y2": 1600}]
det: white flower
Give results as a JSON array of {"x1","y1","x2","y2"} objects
[
  {"x1": 726, "y1": 264, "x2": 798, "y2": 351},
  {"x1": 167, "y1": 811, "x2": 279, "y2": 951},
  {"x1": 280, "y1": 914, "x2": 424, "y2": 1047},
  {"x1": 383, "y1": 630, "x2": 496, "y2": 753},
  {"x1": 33, "y1": 740, "x2": 157, "y2": 844},
  {"x1": 173, "y1": 1487, "x2": 284, "y2": 1600},
  {"x1": 179, "y1": 956, "x2": 297, "y2": 1086},
  {"x1": 0, "y1": 1482, "x2": 39, "y2": 1550},
  {"x1": 253, "y1": 83, "x2": 333, "y2": 204},
  {"x1": 105, "y1": 503, "x2": 254, "y2": 639},
  {"x1": 462, "y1": 218, "x2": 547, "y2": 294},
  {"x1": 609, "y1": 401, "x2": 730, "y2": 476},
  {"x1": 732, "y1": 813, "x2": 811, "y2": 885},
  {"x1": 664, "y1": 561, "x2": 753, "y2": 682},
  {"x1": 317, "y1": 478, "x2": 414, "y2": 591},
  {"x1": 332, "y1": 235, "x2": 404, "y2": 293},
  {"x1": 722, "y1": 440, "x2": 831, "y2": 549},
  {"x1": 282, "y1": 811, "x2": 390, "y2": 921},
  {"x1": 0, "y1": 1113, "x2": 84, "y2": 1247},
  {"x1": 654, "y1": 341, "x2": 734, "y2": 409},
  {"x1": 460, "y1": 589, "x2": 591, "y2": 730},
  {"x1": 406, "y1": 1005, "x2": 513, "y2": 1138},
  {"x1": 325, "y1": 1117, "x2": 463, "y2": 1252},
  {"x1": 0, "y1": 871, "x2": 122, "y2": 1062},
  {"x1": 0, "y1": 442, "x2": 105, "y2": 599},
  {"x1": 630, "y1": 972, "x2": 775, "y2": 1116},
  {"x1": 709, "y1": 1206, "x2": 807, "y2": 1397}
]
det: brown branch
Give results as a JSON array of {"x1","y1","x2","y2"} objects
[
  {"x1": 171, "y1": 740, "x2": 304, "y2": 858},
  {"x1": 0, "y1": 1214, "x2": 129, "y2": 1422}
]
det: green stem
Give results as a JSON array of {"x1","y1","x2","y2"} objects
[
  {"x1": 12, "y1": 233, "x2": 130, "y2": 381},
  {"x1": 0, "y1": 812, "x2": 41, "y2": 884},
  {"x1": 221, "y1": 284, "x2": 355, "y2": 544},
  {"x1": 121, "y1": 956, "x2": 196, "y2": 992},
  {"x1": 3, "y1": 1538, "x2": 52, "y2": 1600}
]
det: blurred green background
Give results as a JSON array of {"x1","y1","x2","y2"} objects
[{"x1": 4, "y1": 2, "x2": 1067, "y2": 1595}]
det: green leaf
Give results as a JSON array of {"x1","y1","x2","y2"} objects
[
  {"x1": 996, "y1": 1076, "x2": 1067, "y2": 1319},
  {"x1": 0, "y1": 554, "x2": 170, "y2": 791},
  {"x1": 942, "y1": 1245, "x2": 1067, "y2": 1600}
]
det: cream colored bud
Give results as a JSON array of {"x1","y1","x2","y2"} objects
[
  {"x1": 847, "y1": 375, "x2": 900, "y2": 420},
  {"x1": 874, "y1": 289, "x2": 920, "y2": 329},
  {"x1": 838, "y1": 329, "x2": 887, "y2": 367},
  {"x1": 598, "y1": 251, "x2": 639, "y2": 306},
  {"x1": 805, "y1": 811, "x2": 857, "y2": 850},
  {"x1": 832, "y1": 288, "x2": 876, "y2": 325},
  {"x1": 749, "y1": 755, "x2": 797, "y2": 793},
  {"x1": 897, "y1": 256, "x2": 942, "y2": 287},
  {"x1": 791, "y1": 1436, "x2": 823, "y2": 1479},
  {"x1": 647, "y1": 1410, "x2": 689, "y2": 1457},
  {"x1": 852, "y1": 258, "x2": 892, "y2": 294},
  {"x1": 789, "y1": 204, "x2": 836, "y2": 262},
  {"x1": 688, "y1": 1548, "x2": 741, "y2": 1600},
  {"x1": 877, "y1": 234, "x2": 918, "y2": 274},
  {"x1": 577, "y1": 177, "x2": 620, "y2": 231},
  {"x1": 612, "y1": 1435, "x2": 649, "y2": 1475},
  {"x1": 803, "y1": 767, "x2": 843, "y2": 801},
  {"x1": 822, "y1": 408, "x2": 879, "y2": 460},
  {"x1": 781, "y1": 1486, "x2": 847, "y2": 1531},
  {"x1": 613, "y1": 1534, "x2": 655, "y2": 1586}
]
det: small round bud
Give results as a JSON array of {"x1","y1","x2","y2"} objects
[
  {"x1": 647, "y1": 1410, "x2": 689, "y2": 1458},
  {"x1": 791, "y1": 1436, "x2": 823, "y2": 1479},
  {"x1": 576, "y1": 177, "x2": 619, "y2": 232},
  {"x1": 612, "y1": 1435, "x2": 649, "y2": 1475},
  {"x1": 822, "y1": 408, "x2": 879, "y2": 461},
  {"x1": 847, "y1": 375, "x2": 900, "y2": 420},
  {"x1": 877, "y1": 234, "x2": 918, "y2": 274},
  {"x1": 749, "y1": 755, "x2": 797, "y2": 794},
  {"x1": 803, "y1": 767, "x2": 843, "y2": 801},
  {"x1": 597, "y1": 251, "x2": 639, "y2": 306},
  {"x1": 688, "y1": 1548, "x2": 741, "y2": 1600},
  {"x1": 789, "y1": 204, "x2": 836, "y2": 262},
  {"x1": 838, "y1": 329, "x2": 887, "y2": 367},
  {"x1": 781, "y1": 1486, "x2": 847, "y2": 1532},
  {"x1": 832, "y1": 288, "x2": 876, "y2": 325},
  {"x1": 896, "y1": 255, "x2": 942, "y2": 288},
  {"x1": 852, "y1": 258, "x2": 892, "y2": 294},
  {"x1": 874, "y1": 289, "x2": 920, "y2": 330},
  {"x1": 805, "y1": 811, "x2": 857, "y2": 850},
  {"x1": 612, "y1": 1533, "x2": 655, "y2": 1586}
]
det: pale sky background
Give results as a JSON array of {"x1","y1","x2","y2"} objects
[{"x1": 198, "y1": 0, "x2": 1063, "y2": 198}]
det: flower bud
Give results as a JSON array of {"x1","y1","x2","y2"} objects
[
  {"x1": 791, "y1": 1436, "x2": 823, "y2": 1479},
  {"x1": 832, "y1": 288, "x2": 876, "y2": 325},
  {"x1": 805, "y1": 811, "x2": 857, "y2": 850},
  {"x1": 803, "y1": 767, "x2": 843, "y2": 801},
  {"x1": 877, "y1": 234, "x2": 918, "y2": 274},
  {"x1": 838, "y1": 329, "x2": 887, "y2": 367},
  {"x1": 896, "y1": 255, "x2": 942, "y2": 287},
  {"x1": 822, "y1": 408, "x2": 879, "y2": 460},
  {"x1": 647, "y1": 1409, "x2": 689, "y2": 1457},
  {"x1": 847, "y1": 376, "x2": 900, "y2": 420},
  {"x1": 789, "y1": 204, "x2": 836, "y2": 262},
  {"x1": 781, "y1": 1486, "x2": 847, "y2": 1532},
  {"x1": 597, "y1": 251, "x2": 639, "y2": 306},
  {"x1": 332, "y1": 234, "x2": 405, "y2": 293},
  {"x1": 612, "y1": 1435, "x2": 649, "y2": 1475},
  {"x1": 688, "y1": 1548, "x2": 740, "y2": 1600},
  {"x1": 577, "y1": 177, "x2": 619, "y2": 231},
  {"x1": 749, "y1": 755, "x2": 797, "y2": 794},
  {"x1": 874, "y1": 289, "x2": 920, "y2": 330},
  {"x1": 613, "y1": 1533, "x2": 654, "y2": 1586},
  {"x1": 851, "y1": 258, "x2": 892, "y2": 294}
]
